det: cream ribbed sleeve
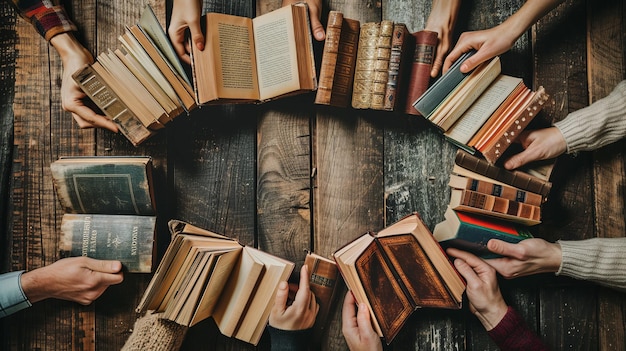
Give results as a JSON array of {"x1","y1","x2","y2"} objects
[
  {"x1": 554, "y1": 80, "x2": 626, "y2": 154},
  {"x1": 121, "y1": 312, "x2": 188, "y2": 351},
  {"x1": 557, "y1": 238, "x2": 626, "y2": 292}
]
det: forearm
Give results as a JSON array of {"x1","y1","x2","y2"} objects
[
  {"x1": 500, "y1": 0, "x2": 565, "y2": 40},
  {"x1": 554, "y1": 80, "x2": 626, "y2": 153},
  {"x1": 557, "y1": 237, "x2": 626, "y2": 292}
]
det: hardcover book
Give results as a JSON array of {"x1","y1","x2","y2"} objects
[
  {"x1": 369, "y1": 20, "x2": 394, "y2": 110},
  {"x1": 404, "y1": 30, "x2": 438, "y2": 115},
  {"x1": 51, "y1": 156, "x2": 157, "y2": 272},
  {"x1": 191, "y1": 3, "x2": 317, "y2": 104},
  {"x1": 315, "y1": 11, "x2": 360, "y2": 107},
  {"x1": 333, "y1": 213, "x2": 465, "y2": 344},
  {"x1": 449, "y1": 187, "x2": 541, "y2": 226},
  {"x1": 413, "y1": 55, "x2": 549, "y2": 164},
  {"x1": 448, "y1": 173, "x2": 543, "y2": 207},
  {"x1": 383, "y1": 23, "x2": 412, "y2": 111},
  {"x1": 433, "y1": 207, "x2": 533, "y2": 258},
  {"x1": 352, "y1": 22, "x2": 381, "y2": 109},
  {"x1": 303, "y1": 252, "x2": 341, "y2": 339},
  {"x1": 136, "y1": 220, "x2": 294, "y2": 345}
]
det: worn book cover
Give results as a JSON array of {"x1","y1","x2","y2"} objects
[
  {"x1": 448, "y1": 173, "x2": 543, "y2": 206},
  {"x1": 303, "y1": 252, "x2": 341, "y2": 339},
  {"x1": 137, "y1": 220, "x2": 294, "y2": 345},
  {"x1": 51, "y1": 156, "x2": 155, "y2": 215},
  {"x1": 60, "y1": 214, "x2": 156, "y2": 272},
  {"x1": 333, "y1": 213, "x2": 465, "y2": 344},
  {"x1": 51, "y1": 156, "x2": 157, "y2": 272},
  {"x1": 449, "y1": 188, "x2": 541, "y2": 226},
  {"x1": 434, "y1": 207, "x2": 533, "y2": 258}
]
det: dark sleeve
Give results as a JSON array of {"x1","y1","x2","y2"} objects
[
  {"x1": 267, "y1": 326, "x2": 312, "y2": 351},
  {"x1": 487, "y1": 306, "x2": 550, "y2": 351},
  {"x1": 9, "y1": 0, "x2": 77, "y2": 40}
]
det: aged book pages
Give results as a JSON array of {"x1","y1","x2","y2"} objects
[
  {"x1": 333, "y1": 213, "x2": 464, "y2": 344},
  {"x1": 352, "y1": 22, "x2": 380, "y2": 109},
  {"x1": 404, "y1": 30, "x2": 437, "y2": 115},
  {"x1": 315, "y1": 11, "x2": 360, "y2": 107},
  {"x1": 192, "y1": 4, "x2": 316, "y2": 104},
  {"x1": 72, "y1": 65, "x2": 154, "y2": 146},
  {"x1": 136, "y1": 220, "x2": 294, "y2": 345}
]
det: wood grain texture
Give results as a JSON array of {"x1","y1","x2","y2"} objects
[{"x1": 588, "y1": 1, "x2": 626, "y2": 350}]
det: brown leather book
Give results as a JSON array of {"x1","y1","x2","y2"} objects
[
  {"x1": 477, "y1": 87, "x2": 550, "y2": 164},
  {"x1": 404, "y1": 30, "x2": 438, "y2": 115},
  {"x1": 454, "y1": 150, "x2": 552, "y2": 197},
  {"x1": 352, "y1": 22, "x2": 380, "y2": 109},
  {"x1": 448, "y1": 173, "x2": 544, "y2": 206},
  {"x1": 333, "y1": 213, "x2": 465, "y2": 344},
  {"x1": 383, "y1": 23, "x2": 414, "y2": 111},
  {"x1": 450, "y1": 188, "x2": 541, "y2": 225},
  {"x1": 315, "y1": 11, "x2": 360, "y2": 107},
  {"x1": 303, "y1": 252, "x2": 341, "y2": 339},
  {"x1": 370, "y1": 20, "x2": 394, "y2": 110}
]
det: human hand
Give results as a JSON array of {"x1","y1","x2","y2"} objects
[
  {"x1": 503, "y1": 127, "x2": 567, "y2": 170},
  {"x1": 446, "y1": 248, "x2": 508, "y2": 331},
  {"x1": 269, "y1": 265, "x2": 319, "y2": 330},
  {"x1": 341, "y1": 291, "x2": 382, "y2": 351},
  {"x1": 50, "y1": 33, "x2": 118, "y2": 132},
  {"x1": 483, "y1": 238, "x2": 562, "y2": 278},
  {"x1": 20, "y1": 257, "x2": 124, "y2": 305},
  {"x1": 425, "y1": 0, "x2": 461, "y2": 77},
  {"x1": 443, "y1": 24, "x2": 518, "y2": 74},
  {"x1": 168, "y1": 0, "x2": 204, "y2": 65},
  {"x1": 282, "y1": 0, "x2": 324, "y2": 41}
]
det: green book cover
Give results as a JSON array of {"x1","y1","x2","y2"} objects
[
  {"x1": 51, "y1": 156, "x2": 155, "y2": 215},
  {"x1": 60, "y1": 213, "x2": 156, "y2": 273}
]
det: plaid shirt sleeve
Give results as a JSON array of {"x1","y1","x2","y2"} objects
[
  {"x1": 10, "y1": 0, "x2": 78, "y2": 41},
  {"x1": 0, "y1": 271, "x2": 32, "y2": 318}
]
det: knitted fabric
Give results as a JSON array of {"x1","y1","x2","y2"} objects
[
  {"x1": 557, "y1": 238, "x2": 626, "y2": 292},
  {"x1": 487, "y1": 306, "x2": 549, "y2": 351},
  {"x1": 554, "y1": 80, "x2": 626, "y2": 154},
  {"x1": 121, "y1": 312, "x2": 188, "y2": 351}
]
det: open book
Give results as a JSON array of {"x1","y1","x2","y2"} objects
[
  {"x1": 333, "y1": 213, "x2": 465, "y2": 344},
  {"x1": 136, "y1": 220, "x2": 293, "y2": 345},
  {"x1": 192, "y1": 3, "x2": 317, "y2": 104}
]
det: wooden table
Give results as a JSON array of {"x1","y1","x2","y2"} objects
[{"x1": 1, "y1": 0, "x2": 624, "y2": 350}]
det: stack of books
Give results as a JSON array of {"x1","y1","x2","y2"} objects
[
  {"x1": 74, "y1": 4, "x2": 317, "y2": 146},
  {"x1": 315, "y1": 12, "x2": 438, "y2": 114},
  {"x1": 433, "y1": 150, "x2": 553, "y2": 257},
  {"x1": 413, "y1": 53, "x2": 550, "y2": 164}
]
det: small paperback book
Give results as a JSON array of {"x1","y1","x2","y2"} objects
[{"x1": 51, "y1": 156, "x2": 157, "y2": 273}]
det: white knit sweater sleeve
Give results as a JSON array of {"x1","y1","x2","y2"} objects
[
  {"x1": 556, "y1": 237, "x2": 626, "y2": 292},
  {"x1": 554, "y1": 80, "x2": 626, "y2": 154}
]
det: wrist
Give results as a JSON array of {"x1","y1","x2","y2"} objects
[
  {"x1": 49, "y1": 33, "x2": 93, "y2": 66},
  {"x1": 475, "y1": 301, "x2": 509, "y2": 331},
  {"x1": 546, "y1": 242, "x2": 563, "y2": 273},
  {"x1": 20, "y1": 269, "x2": 49, "y2": 304}
]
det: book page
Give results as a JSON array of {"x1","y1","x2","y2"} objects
[
  {"x1": 253, "y1": 5, "x2": 301, "y2": 100},
  {"x1": 445, "y1": 75, "x2": 522, "y2": 144},
  {"x1": 195, "y1": 13, "x2": 259, "y2": 102}
]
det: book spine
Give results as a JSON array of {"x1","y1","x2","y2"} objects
[
  {"x1": 72, "y1": 65, "x2": 154, "y2": 146},
  {"x1": 383, "y1": 23, "x2": 413, "y2": 111},
  {"x1": 404, "y1": 30, "x2": 438, "y2": 115},
  {"x1": 330, "y1": 18, "x2": 360, "y2": 107},
  {"x1": 480, "y1": 87, "x2": 550, "y2": 164},
  {"x1": 370, "y1": 20, "x2": 394, "y2": 110},
  {"x1": 304, "y1": 254, "x2": 340, "y2": 339},
  {"x1": 352, "y1": 22, "x2": 380, "y2": 109},
  {"x1": 458, "y1": 177, "x2": 543, "y2": 206},
  {"x1": 454, "y1": 150, "x2": 552, "y2": 197},
  {"x1": 459, "y1": 189, "x2": 540, "y2": 221},
  {"x1": 315, "y1": 11, "x2": 343, "y2": 105}
]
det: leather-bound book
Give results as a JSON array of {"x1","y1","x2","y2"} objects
[
  {"x1": 303, "y1": 252, "x2": 341, "y2": 339},
  {"x1": 352, "y1": 22, "x2": 380, "y2": 109},
  {"x1": 370, "y1": 20, "x2": 394, "y2": 110},
  {"x1": 315, "y1": 11, "x2": 360, "y2": 107},
  {"x1": 383, "y1": 23, "x2": 414, "y2": 111},
  {"x1": 404, "y1": 30, "x2": 438, "y2": 115}
]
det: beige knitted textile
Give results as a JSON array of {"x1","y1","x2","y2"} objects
[{"x1": 122, "y1": 312, "x2": 188, "y2": 351}]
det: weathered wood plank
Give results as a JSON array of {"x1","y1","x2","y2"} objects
[
  {"x1": 312, "y1": 2, "x2": 383, "y2": 350},
  {"x1": 588, "y1": 0, "x2": 626, "y2": 350}
]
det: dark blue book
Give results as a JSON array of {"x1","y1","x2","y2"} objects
[{"x1": 412, "y1": 50, "x2": 475, "y2": 118}]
